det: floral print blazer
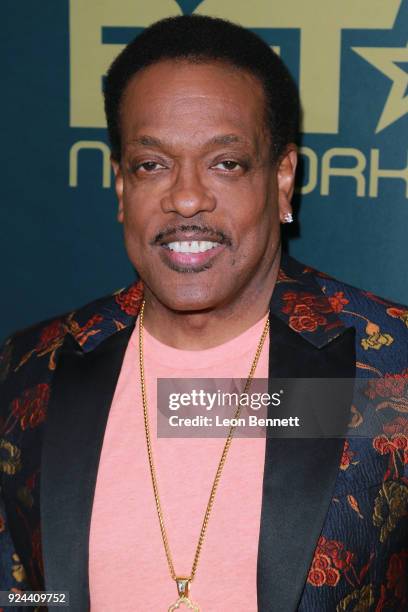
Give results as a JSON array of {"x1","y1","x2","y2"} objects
[{"x1": 0, "y1": 254, "x2": 407, "y2": 611}]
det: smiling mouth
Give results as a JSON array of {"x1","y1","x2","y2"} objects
[
  {"x1": 165, "y1": 240, "x2": 221, "y2": 253},
  {"x1": 159, "y1": 239, "x2": 226, "y2": 271}
]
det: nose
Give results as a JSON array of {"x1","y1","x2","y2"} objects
[{"x1": 160, "y1": 162, "x2": 216, "y2": 217}]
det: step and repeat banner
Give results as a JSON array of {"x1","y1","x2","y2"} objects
[{"x1": 1, "y1": 0, "x2": 407, "y2": 341}]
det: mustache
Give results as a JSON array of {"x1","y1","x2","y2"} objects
[{"x1": 152, "y1": 224, "x2": 232, "y2": 246}]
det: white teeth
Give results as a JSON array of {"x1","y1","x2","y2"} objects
[{"x1": 166, "y1": 241, "x2": 220, "y2": 253}]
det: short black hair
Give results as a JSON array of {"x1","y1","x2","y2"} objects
[{"x1": 104, "y1": 14, "x2": 300, "y2": 162}]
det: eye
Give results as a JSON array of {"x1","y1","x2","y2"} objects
[
  {"x1": 212, "y1": 160, "x2": 241, "y2": 171},
  {"x1": 134, "y1": 161, "x2": 166, "y2": 173}
]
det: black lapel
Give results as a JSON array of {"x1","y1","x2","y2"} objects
[
  {"x1": 257, "y1": 314, "x2": 356, "y2": 612},
  {"x1": 40, "y1": 324, "x2": 135, "y2": 611}
]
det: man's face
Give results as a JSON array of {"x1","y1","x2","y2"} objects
[{"x1": 113, "y1": 59, "x2": 296, "y2": 312}]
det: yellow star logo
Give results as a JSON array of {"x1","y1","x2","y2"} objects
[{"x1": 352, "y1": 44, "x2": 408, "y2": 133}]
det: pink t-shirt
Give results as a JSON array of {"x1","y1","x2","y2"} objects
[{"x1": 89, "y1": 313, "x2": 269, "y2": 611}]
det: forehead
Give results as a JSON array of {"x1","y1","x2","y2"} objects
[{"x1": 119, "y1": 59, "x2": 268, "y2": 148}]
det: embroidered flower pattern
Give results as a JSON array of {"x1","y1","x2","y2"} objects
[
  {"x1": 376, "y1": 550, "x2": 408, "y2": 611},
  {"x1": 361, "y1": 321, "x2": 394, "y2": 351},
  {"x1": 387, "y1": 306, "x2": 408, "y2": 328},
  {"x1": 336, "y1": 584, "x2": 374, "y2": 611},
  {"x1": 15, "y1": 312, "x2": 106, "y2": 370},
  {"x1": 372, "y1": 417, "x2": 408, "y2": 480},
  {"x1": 365, "y1": 371, "x2": 408, "y2": 415},
  {"x1": 340, "y1": 440, "x2": 358, "y2": 471},
  {"x1": 365, "y1": 370, "x2": 408, "y2": 399},
  {"x1": 0, "y1": 439, "x2": 22, "y2": 475},
  {"x1": 115, "y1": 281, "x2": 144, "y2": 315},
  {"x1": 372, "y1": 480, "x2": 408, "y2": 543},
  {"x1": 11, "y1": 553, "x2": 27, "y2": 583},
  {"x1": 68, "y1": 313, "x2": 104, "y2": 348},
  {"x1": 328, "y1": 291, "x2": 349, "y2": 313},
  {"x1": 308, "y1": 537, "x2": 355, "y2": 588},
  {"x1": 9, "y1": 384, "x2": 49, "y2": 432},
  {"x1": 15, "y1": 318, "x2": 67, "y2": 372},
  {"x1": 282, "y1": 291, "x2": 332, "y2": 333}
]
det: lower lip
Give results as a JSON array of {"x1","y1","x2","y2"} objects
[{"x1": 160, "y1": 244, "x2": 226, "y2": 268}]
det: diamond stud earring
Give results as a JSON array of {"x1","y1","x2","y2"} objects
[{"x1": 283, "y1": 212, "x2": 293, "y2": 223}]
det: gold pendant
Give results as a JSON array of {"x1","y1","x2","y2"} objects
[{"x1": 168, "y1": 578, "x2": 200, "y2": 611}]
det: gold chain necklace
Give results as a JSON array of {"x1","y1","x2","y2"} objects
[{"x1": 138, "y1": 300, "x2": 270, "y2": 611}]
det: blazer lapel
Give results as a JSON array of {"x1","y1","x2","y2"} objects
[
  {"x1": 40, "y1": 323, "x2": 135, "y2": 611},
  {"x1": 257, "y1": 313, "x2": 356, "y2": 612}
]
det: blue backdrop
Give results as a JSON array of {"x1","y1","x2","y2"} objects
[{"x1": 1, "y1": 0, "x2": 407, "y2": 343}]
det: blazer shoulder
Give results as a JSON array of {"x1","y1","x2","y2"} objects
[
  {"x1": 314, "y1": 269, "x2": 408, "y2": 324},
  {"x1": 312, "y1": 269, "x2": 408, "y2": 372},
  {"x1": 0, "y1": 288, "x2": 128, "y2": 386}
]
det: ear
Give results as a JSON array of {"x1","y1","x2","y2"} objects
[
  {"x1": 276, "y1": 144, "x2": 298, "y2": 223},
  {"x1": 111, "y1": 159, "x2": 124, "y2": 223}
]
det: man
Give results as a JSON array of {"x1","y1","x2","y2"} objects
[{"x1": 0, "y1": 14, "x2": 407, "y2": 612}]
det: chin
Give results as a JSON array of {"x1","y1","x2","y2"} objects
[{"x1": 152, "y1": 280, "x2": 220, "y2": 313}]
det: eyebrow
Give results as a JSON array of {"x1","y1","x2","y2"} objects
[
  {"x1": 207, "y1": 134, "x2": 247, "y2": 146},
  {"x1": 129, "y1": 133, "x2": 248, "y2": 149},
  {"x1": 131, "y1": 135, "x2": 163, "y2": 147}
]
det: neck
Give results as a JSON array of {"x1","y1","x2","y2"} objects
[{"x1": 141, "y1": 252, "x2": 280, "y2": 350}]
